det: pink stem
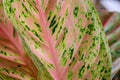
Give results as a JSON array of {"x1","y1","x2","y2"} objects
[{"x1": 35, "y1": 0, "x2": 62, "y2": 80}]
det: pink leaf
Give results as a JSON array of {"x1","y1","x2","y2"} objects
[{"x1": 2, "y1": 0, "x2": 111, "y2": 80}]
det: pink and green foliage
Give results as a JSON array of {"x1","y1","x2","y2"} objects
[
  {"x1": 0, "y1": 0, "x2": 111, "y2": 80},
  {"x1": 101, "y1": 13, "x2": 120, "y2": 61},
  {"x1": 0, "y1": 1, "x2": 38, "y2": 80},
  {"x1": 93, "y1": 1, "x2": 120, "y2": 79},
  {"x1": 100, "y1": 12, "x2": 120, "y2": 79}
]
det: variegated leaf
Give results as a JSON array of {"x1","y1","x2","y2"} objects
[
  {"x1": 0, "y1": 1, "x2": 38, "y2": 80},
  {"x1": 3, "y1": 0, "x2": 111, "y2": 80}
]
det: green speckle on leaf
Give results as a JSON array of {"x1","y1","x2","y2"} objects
[
  {"x1": 2, "y1": 68, "x2": 9, "y2": 74},
  {"x1": 34, "y1": 22, "x2": 41, "y2": 31},
  {"x1": 88, "y1": 24, "x2": 95, "y2": 31},
  {"x1": 31, "y1": 30, "x2": 43, "y2": 41},
  {"x1": 25, "y1": 25, "x2": 30, "y2": 30},
  {"x1": 67, "y1": 71, "x2": 73, "y2": 80},
  {"x1": 47, "y1": 64, "x2": 54, "y2": 69},
  {"x1": 56, "y1": 3, "x2": 61, "y2": 11},
  {"x1": 20, "y1": 72, "x2": 25, "y2": 78},
  {"x1": 61, "y1": 57, "x2": 67, "y2": 66},
  {"x1": 10, "y1": 0, "x2": 14, "y2": 3},
  {"x1": 47, "y1": 11, "x2": 52, "y2": 21},
  {"x1": 62, "y1": 27, "x2": 68, "y2": 41},
  {"x1": 52, "y1": 23, "x2": 58, "y2": 34},
  {"x1": 68, "y1": 48, "x2": 74, "y2": 59},
  {"x1": 49, "y1": 15, "x2": 56, "y2": 28},
  {"x1": 65, "y1": 8, "x2": 69, "y2": 16},
  {"x1": 73, "y1": 6, "x2": 79, "y2": 18},
  {"x1": 0, "y1": 51, "x2": 7, "y2": 55},
  {"x1": 78, "y1": 65, "x2": 85, "y2": 78}
]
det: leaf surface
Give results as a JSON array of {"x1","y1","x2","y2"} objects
[
  {"x1": 0, "y1": 1, "x2": 38, "y2": 79},
  {"x1": 3, "y1": 0, "x2": 111, "y2": 80}
]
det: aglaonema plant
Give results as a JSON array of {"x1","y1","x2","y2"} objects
[
  {"x1": 103, "y1": 13, "x2": 120, "y2": 54},
  {"x1": 93, "y1": 1, "x2": 120, "y2": 79},
  {"x1": 0, "y1": 1, "x2": 38, "y2": 79},
  {"x1": 100, "y1": 12, "x2": 120, "y2": 79},
  {"x1": 0, "y1": 0, "x2": 111, "y2": 80}
]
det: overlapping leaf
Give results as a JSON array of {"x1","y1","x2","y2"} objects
[
  {"x1": 93, "y1": 1, "x2": 120, "y2": 79},
  {"x1": 100, "y1": 12, "x2": 120, "y2": 79},
  {"x1": 0, "y1": 1, "x2": 38, "y2": 80}
]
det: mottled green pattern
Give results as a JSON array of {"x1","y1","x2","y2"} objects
[
  {"x1": 0, "y1": 73, "x2": 16, "y2": 80},
  {"x1": 0, "y1": 1, "x2": 37, "y2": 79},
  {"x1": 1, "y1": 0, "x2": 112, "y2": 80}
]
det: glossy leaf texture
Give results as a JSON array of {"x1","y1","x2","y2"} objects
[
  {"x1": 0, "y1": 1, "x2": 38, "y2": 80},
  {"x1": 2, "y1": 0, "x2": 111, "y2": 80}
]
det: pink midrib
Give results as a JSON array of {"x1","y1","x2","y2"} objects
[
  {"x1": 35, "y1": 0, "x2": 62, "y2": 80},
  {"x1": 0, "y1": 24, "x2": 25, "y2": 60},
  {"x1": 0, "y1": 23, "x2": 38, "y2": 79}
]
